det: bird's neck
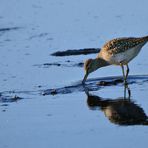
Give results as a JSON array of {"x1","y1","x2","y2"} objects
[{"x1": 94, "y1": 58, "x2": 110, "y2": 69}]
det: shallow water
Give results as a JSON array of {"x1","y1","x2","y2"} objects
[{"x1": 0, "y1": 0, "x2": 148, "y2": 148}]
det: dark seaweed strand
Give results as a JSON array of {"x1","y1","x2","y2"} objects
[
  {"x1": 0, "y1": 27, "x2": 20, "y2": 32},
  {"x1": 51, "y1": 48, "x2": 100, "y2": 56}
]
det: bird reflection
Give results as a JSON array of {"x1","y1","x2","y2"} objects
[{"x1": 84, "y1": 85, "x2": 148, "y2": 126}]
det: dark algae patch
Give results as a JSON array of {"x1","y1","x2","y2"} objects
[{"x1": 51, "y1": 48, "x2": 100, "y2": 56}]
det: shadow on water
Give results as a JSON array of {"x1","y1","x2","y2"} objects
[
  {"x1": 84, "y1": 85, "x2": 148, "y2": 126},
  {"x1": 1, "y1": 75, "x2": 148, "y2": 106},
  {"x1": 42, "y1": 75, "x2": 148, "y2": 95}
]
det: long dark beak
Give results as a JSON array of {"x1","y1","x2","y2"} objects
[{"x1": 82, "y1": 73, "x2": 88, "y2": 84}]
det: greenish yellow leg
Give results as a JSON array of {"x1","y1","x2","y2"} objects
[
  {"x1": 120, "y1": 64, "x2": 128, "y2": 85},
  {"x1": 125, "y1": 64, "x2": 129, "y2": 81}
]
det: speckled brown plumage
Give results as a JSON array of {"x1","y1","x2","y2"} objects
[{"x1": 99, "y1": 36, "x2": 148, "y2": 56}]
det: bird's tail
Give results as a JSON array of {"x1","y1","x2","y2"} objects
[
  {"x1": 142, "y1": 35, "x2": 148, "y2": 41},
  {"x1": 142, "y1": 119, "x2": 148, "y2": 125}
]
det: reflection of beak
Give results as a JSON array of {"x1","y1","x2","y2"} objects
[{"x1": 82, "y1": 73, "x2": 88, "y2": 84}]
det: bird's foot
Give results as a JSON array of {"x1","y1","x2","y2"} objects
[{"x1": 124, "y1": 80, "x2": 128, "y2": 86}]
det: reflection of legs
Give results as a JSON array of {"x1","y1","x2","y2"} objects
[
  {"x1": 83, "y1": 85, "x2": 90, "y2": 96},
  {"x1": 124, "y1": 84, "x2": 131, "y2": 99}
]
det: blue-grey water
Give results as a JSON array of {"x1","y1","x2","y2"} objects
[{"x1": 0, "y1": 0, "x2": 148, "y2": 148}]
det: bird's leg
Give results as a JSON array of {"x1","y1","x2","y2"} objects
[
  {"x1": 83, "y1": 85, "x2": 90, "y2": 96},
  {"x1": 121, "y1": 64, "x2": 129, "y2": 85},
  {"x1": 121, "y1": 64, "x2": 126, "y2": 84},
  {"x1": 125, "y1": 64, "x2": 129, "y2": 81}
]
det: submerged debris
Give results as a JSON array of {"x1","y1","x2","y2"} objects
[
  {"x1": 97, "y1": 79, "x2": 124, "y2": 86},
  {"x1": 12, "y1": 95, "x2": 22, "y2": 101},
  {"x1": 51, "y1": 48, "x2": 100, "y2": 56},
  {"x1": 0, "y1": 27, "x2": 20, "y2": 32},
  {"x1": 0, "y1": 94, "x2": 23, "y2": 103},
  {"x1": 42, "y1": 89, "x2": 58, "y2": 96},
  {"x1": 29, "y1": 33, "x2": 49, "y2": 40},
  {"x1": 43, "y1": 63, "x2": 61, "y2": 66},
  {"x1": 74, "y1": 62, "x2": 84, "y2": 67},
  {"x1": 50, "y1": 89, "x2": 57, "y2": 95}
]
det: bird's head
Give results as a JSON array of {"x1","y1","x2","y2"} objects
[
  {"x1": 82, "y1": 59, "x2": 97, "y2": 84},
  {"x1": 82, "y1": 58, "x2": 109, "y2": 84}
]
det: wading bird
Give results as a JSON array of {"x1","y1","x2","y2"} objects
[{"x1": 82, "y1": 36, "x2": 148, "y2": 84}]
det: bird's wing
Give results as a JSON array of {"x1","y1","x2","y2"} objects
[{"x1": 100, "y1": 37, "x2": 148, "y2": 55}]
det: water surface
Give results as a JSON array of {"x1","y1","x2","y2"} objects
[{"x1": 0, "y1": 0, "x2": 148, "y2": 148}]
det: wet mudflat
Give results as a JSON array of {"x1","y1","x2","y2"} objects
[{"x1": 0, "y1": 0, "x2": 148, "y2": 148}]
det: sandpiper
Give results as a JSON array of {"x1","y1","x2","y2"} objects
[{"x1": 82, "y1": 36, "x2": 148, "y2": 84}]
